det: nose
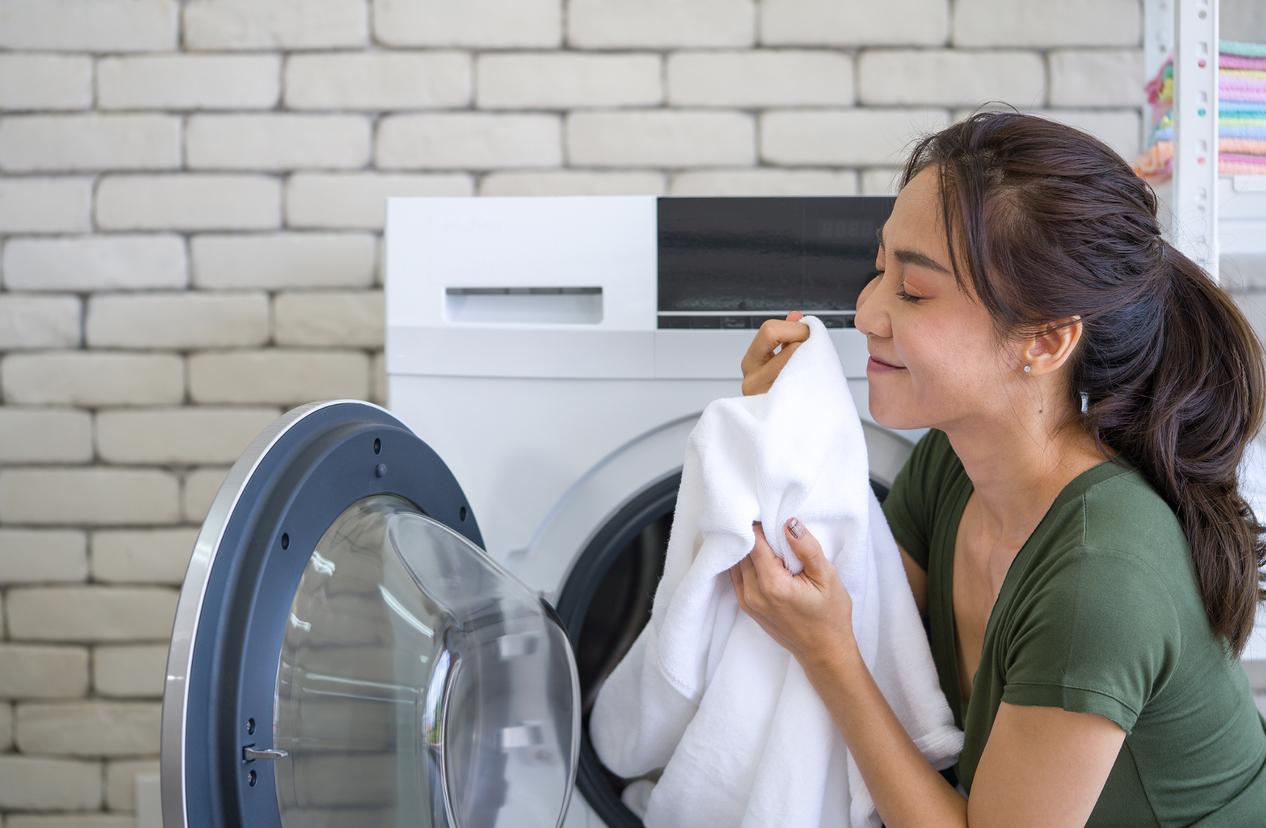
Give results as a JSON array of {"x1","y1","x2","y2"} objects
[{"x1": 853, "y1": 273, "x2": 889, "y2": 338}]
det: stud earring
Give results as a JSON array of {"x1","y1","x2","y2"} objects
[{"x1": 1023, "y1": 364, "x2": 1032, "y2": 374}]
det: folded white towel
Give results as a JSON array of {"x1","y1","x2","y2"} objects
[{"x1": 589, "y1": 315, "x2": 963, "y2": 828}]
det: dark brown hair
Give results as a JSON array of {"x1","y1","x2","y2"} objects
[{"x1": 901, "y1": 110, "x2": 1266, "y2": 658}]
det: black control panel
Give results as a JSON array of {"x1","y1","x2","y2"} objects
[{"x1": 656, "y1": 196, "x2": 895, "y2": 330}]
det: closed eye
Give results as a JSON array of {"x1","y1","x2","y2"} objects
[{"x1": 868, "y1": 268, "x2": 924, "y2": 304}]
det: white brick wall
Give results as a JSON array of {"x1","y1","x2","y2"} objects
[
  {"x1": 4, "y1": 236, "x2": 188, "y2": 292},
  {"x1": 0, "y1": 1, "x2": 1245, "y2": 825}
]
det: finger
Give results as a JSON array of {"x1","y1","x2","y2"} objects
[
  {"x1": 741, "y1": 340, "x2": 801, "y2": 395},
  {"x1": 786, "y1": 310, "x2": 803, "y2": 322},
  {"x1": 740, "y1": 318, "x2": 810, "y2": 377},
  {"x1": 784, "y1": 517, "x2": 832, "y2": 582},
  {"x1": 748, "y1": 527, "x2": 785, "y2": 583},
  {"x1": 737, "y1": 552, "x2": 758, "y2": 595}
]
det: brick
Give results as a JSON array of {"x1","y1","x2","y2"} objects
[
  {"x1": 98, "y1": 54, "x2": 280, "y2": 110},
  {"x1": 91, "y1": 528, "x2": 198, "y2": 585},
  {"x1": 1049, "y1": 50, "x2": 1145, "y2": 107},
  {"x1": 286, "y1": 52, "x2": 471, "y2": 110},
  {"x1": 0, "y1": 410, "x2": 92, "y2": 465},
  {"x1": 16, "y1": 701, "x2": 161, "y2": 756},
  {"x1": 187, "y1": 114, "x2": 370, "y2": 170},
  {"x1": 668, "y1": 51, "x2": 852, "y2": 107},
  {"x1": 182, "y1": 468, "x2": 229, "y2": 523},
  {"x1": 0, "y1": 646, "x2": 90, "y2": 698},
  {"x1": 0, "y1": 529, "x2": 89, "y2": 584},
  {"x1": 568, "y1": 110, "x2": 755, "y2": 167},
  {"x1": 858, "y1": 50, "x2": 1044, "y2": 107},
  {"x1": 377, "y1": 113, "x2": 561, "y2": 169},
  {"x1": 189, "y1": 350, "x2": 370, "y2": 405},
  {"x1": 0, "y1": 702, "x2": 10, "y2": 751},
  {"x1": 0, "y1": 295, "x2": 80, "y2": 350},
  {"x1": 7, "y1": 587, "x2": 177, "y2": 641},
  {"x1": 287, "y1": 173, "x2": 473, "y2": 229},
  {"x1": 670, "y1": 169, "x2": 858, "y2": 196},
  {"x1": 192, "y1": 233, "x2": 376, "y2": 289},
  {"x1": 106, "y1": 759, "x2": 159, "y2": 812},
  {"x1": 371, "y1": 350, "x2": 386, "y2": 406},
  {"x1": 0, "y1": 0, "x2": 177, "y2": 52},
  {"x1": 4, "y1": 235, "x2": 187, "y2": 292},
  {"x1": 761, "y1": 0, "x2": 948, "y2": 46},
  {"x1": 97, "y1": 175, "x2": 281, "y2": 231},
  {"x1": 274, "y1": 291, "x2": 383, "y2": 347},
  {"x1": 761, "y1": 108, "x2": 950, "y2": 166},
  {"x1": 477, "y1": 53, "x2": 661, "y2": 109},
  {"x1": 0, "y1": 755, "x2": 101, "y2": 811},
  {"x1": 0, "y1": 178, "x2": 93, "y2": 234},
  {"x1": 952, "y1": 0, "x2": 1139, "y2": 47},
  {"x1": 861, "y1": 167, "x2": 906, "y2": 195},
  {"x1": 0, "y1": 469, "x2": 181, "y2": 526},
  {"x1": 86, "y1": 292, "x2": 268, "y2": 350},
  {"x1": 373, "y1": 0, "x2": 561, "y2": 47},
  {"x1": 1, "y1": 352, "x2": 184, "y2": 407},
  {"x1": 0, "y1": 114, "x2": 180, "y2": 172},
  {"x1": 954, "y1": 106, "x2": 1141, "y2": 164},
  {"x1": 0, "y1": 55, "x2": 92, "y2": 110},
  {"x1": 185, "y1": 0, "x2": 368, "y2": 50},
  {"x1": 94, "y1": 645, "x2": 168, "y2": 698},
  {"x1": 96, "y1": 407, "x2": 278, "y2": 464},
  {"x1": 570, "y1": 0, "x2": 754, "y2": 48},
  {"x1": 479, "y1": 171, "x2": 665, "y2": 196}
]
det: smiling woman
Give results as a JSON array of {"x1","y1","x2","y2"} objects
[{"x1": 733, "y1": 110, "x2": 1266, "y2": 827}]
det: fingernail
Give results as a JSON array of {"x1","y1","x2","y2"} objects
[{"x1": 787, "y1": 517, "x2": 803, "y2": 539}]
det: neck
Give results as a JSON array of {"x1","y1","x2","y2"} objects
[{"x1": 942, "y1": 414, "x2": 1115, "y2": 544}]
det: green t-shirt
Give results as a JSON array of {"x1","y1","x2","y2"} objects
[{"x1": 881, "y1": 427, "x2": 1266, "y2": 826}]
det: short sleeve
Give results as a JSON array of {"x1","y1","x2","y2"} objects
[
  {"x1": 880, "y1": 428, "x2": 947, "y2": 571},
  {"x1": 1000, "y1": 549, "x2": 1183, "y2": 734}
]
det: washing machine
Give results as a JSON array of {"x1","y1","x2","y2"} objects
[{"x1": 158, "y1": 195, "x2": 926, "y2": 827}]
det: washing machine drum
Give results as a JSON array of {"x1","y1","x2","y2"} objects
[{"x1": 161, "y1": 401, "x2": 581, "y2": 828}]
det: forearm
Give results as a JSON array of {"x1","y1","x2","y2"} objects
[{"x1": 800, "y1": 642, "x2": 968, "y2": 828}]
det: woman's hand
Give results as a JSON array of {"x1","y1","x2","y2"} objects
[
  {"x1": 740, "y1": 311, "x2": 808, "y2": 396},
  {"x1": 728, "y1": 518, "x2": 856, "y2": 669}
]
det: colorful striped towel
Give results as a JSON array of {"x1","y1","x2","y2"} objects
[
  {"x1": 1153, "y1": 125, "x2": 1266, "y2": 141},
  {"x1": 1133, "y1": 140, "x2": 1266, "y2": 181},
  {"x1": 1223, "y1": 40, "x2": 1266, "y2": 59},
  {"x1": 1223, "y1": 55, "x2": 1266, "y2": 71}
]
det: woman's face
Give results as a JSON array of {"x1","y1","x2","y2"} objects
[{"x1": 854, "y1": 164, "x2": 1018, "y2": 432}]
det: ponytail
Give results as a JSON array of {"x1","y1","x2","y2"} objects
[{"x1": 1089, "y1": 242, "x2": 1266, "y2": 658}]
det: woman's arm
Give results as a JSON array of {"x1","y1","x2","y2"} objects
[
  {"x1": 732, "y1": 520, "x2": 1126, "y2": 827},
  {"x1": 801, "y1": 644, "x2": 1124, "y2": 827},
  {"x1": 896, "y1": 543, "x2": 928, "y2": 621}
]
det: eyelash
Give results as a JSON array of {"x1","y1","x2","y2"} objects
[{"x1": 870, "y1": 268, "x2": 924, "y2": 304}]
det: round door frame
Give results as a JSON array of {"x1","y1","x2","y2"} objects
[{"x1": 161, "y1": 400, "x2": 484, "y2": 828}]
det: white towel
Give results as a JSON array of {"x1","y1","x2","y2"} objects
[{"x1": 588, "y1": 314, "x2": 964, "y2": 828}]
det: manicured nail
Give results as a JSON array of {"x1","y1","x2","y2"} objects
[{"x1": 787, "y1": 517, "x2": 803, "y2": 539}]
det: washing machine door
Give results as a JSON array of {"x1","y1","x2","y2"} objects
[{"x1": 160, "y1": 400, "x2": 581, "y2": 828}]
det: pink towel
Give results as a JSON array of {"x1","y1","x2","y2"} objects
[{"x1": 1223, "y1": 55, "x2": 1266, "y2": 71}]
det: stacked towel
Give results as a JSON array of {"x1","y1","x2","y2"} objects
[
  {"x1": 588, "y1": 315, "x2": 963, "y2": 828},
  {"x1": 1134, "y1": 40, "x2": 1266, "y2": 180}
]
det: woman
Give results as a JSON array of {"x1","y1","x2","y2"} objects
[{"x1": 731, "y1": 111, "x2": 1266, "y2": 826}]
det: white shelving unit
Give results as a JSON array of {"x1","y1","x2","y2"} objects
[
  {"x1": 1145, "y1": 0, "x2": 1266, "y2": 287},
  {"x1": 1144, "y1": 0, "x2": 1266, "y2": 671}
]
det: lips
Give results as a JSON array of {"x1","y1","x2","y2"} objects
[{"x1": 869, "y1": 354, "x2": 905, "y2": 368}]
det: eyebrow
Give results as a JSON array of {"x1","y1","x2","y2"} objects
[{"x1": 876, "y1": 224, "x2": 951, "y2": 275}]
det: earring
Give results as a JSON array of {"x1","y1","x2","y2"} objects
[
  {"x1": 1023, "y1": 364, "x2": 1032, "y2": 374},
  {"x1": 1080, "y1": 390, "x2": 1089, "y2": 414}
]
